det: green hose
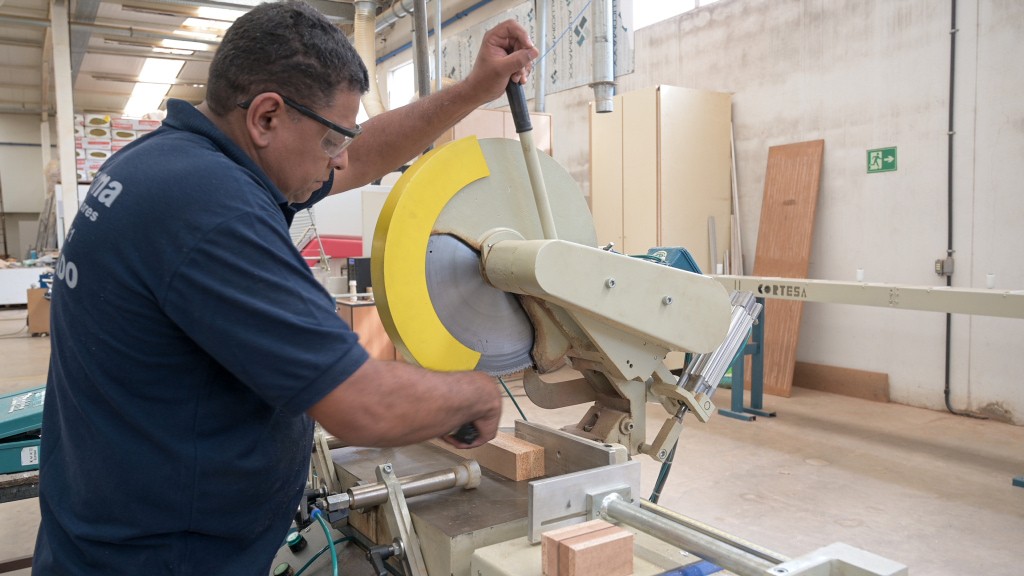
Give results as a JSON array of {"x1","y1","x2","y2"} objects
[
  {"x1": 306, "y1": 509, "x2": 338, "y2": 576},
  {"x1": 498, "y1": 376, "x2": 528, "y2": 421}
]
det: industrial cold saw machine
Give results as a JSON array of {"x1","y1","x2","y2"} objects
[{"x1": 270, "y1": 85, "x2": 907, "y2": 576}]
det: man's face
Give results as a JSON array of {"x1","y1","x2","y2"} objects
[{"x1": 267, "y1": 89, "x2": 362, "y2": 205}]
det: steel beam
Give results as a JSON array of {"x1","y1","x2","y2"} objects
[{"x1": 714, "y1": 275, "x2": 1024, "y2": 319}]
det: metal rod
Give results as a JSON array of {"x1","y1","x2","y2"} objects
[
  {"x1": 347, "y1": 460, "x2": 480, "y2": 510},
  {"x1": 602, "y1": 495, "x2": 777, "y2": 576},
  {"x1": 639, "y1": 499, "x2": 790, "y2": 565}
]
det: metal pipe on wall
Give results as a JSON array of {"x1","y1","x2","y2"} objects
[
  {"x1": 354, "y1": 0, "x2": 386, "y2": 116},
  {"x1": 375, "y1": 0, "x2": 415, "y2": 33},
  {"x1": 590, "y1": 0, "x2": 614, "y2": 113},
  {"x1": 534, "y1": 0, "x2": 548, "y2": 112},
  {"x1": 434, "y1": 0, "x2": 442, "y2": 93},
  {"x1": 411, "y1": 0, "x2": 432, "y2": 99}
]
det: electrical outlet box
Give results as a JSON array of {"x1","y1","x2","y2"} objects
[{"x1": 935, "y1": 255, "x2": 954, "y2": 277}]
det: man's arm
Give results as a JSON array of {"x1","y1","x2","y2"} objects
[
  {"x1": 307, "y1": 358, "x2": 503, "y2": 448},
  {"x1": 331, "y1": 19, "x2": 539, "y2": 193}
]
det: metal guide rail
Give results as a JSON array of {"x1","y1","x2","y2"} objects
[{"x1": 713, "y1": 275, "x2": 1024, "y2": 318}]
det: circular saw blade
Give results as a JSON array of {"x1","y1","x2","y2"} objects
[
  {"x1": 425, "y1": 234, "x2": 534, "y2": 375},
  {"x1": 371, "y1": 136, "x2": 597, "y2": 374}
]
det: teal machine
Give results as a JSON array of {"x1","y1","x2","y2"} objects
[{"x1": 0, "y1": 386, "x2": 44, "y2": 475}]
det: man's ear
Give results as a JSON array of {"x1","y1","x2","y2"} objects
[{"x1": 243, "y1": 92, "x2": 285, "y2": 149}]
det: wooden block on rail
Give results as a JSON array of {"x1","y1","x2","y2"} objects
[
  {"x1": 541, "y1": 519, "x2": 613, "y2": 576},
  {"x1": 428, "y1": 431, "x2": 544, "y2": 481},
  {"x1": 558, "y1": 525, "x2": 634, "y2": 576}
]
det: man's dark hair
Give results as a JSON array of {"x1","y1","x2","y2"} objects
[{"x1": 205, "y1": 0, "x2": 370, "y2": 116}]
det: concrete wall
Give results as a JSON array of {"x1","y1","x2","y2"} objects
[
  {"x1": 539, "y1": 0, "x2": 1023, "y2": 423},
  {"x1": 0, "y1": 113, "x2": 53, "y2": 258}
]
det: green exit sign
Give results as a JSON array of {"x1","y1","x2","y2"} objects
[{"x1": 867, "y1": 147, "x2": 897, "y2": 173}]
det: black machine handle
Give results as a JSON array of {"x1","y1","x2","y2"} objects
[
  {"x1": 504, "y1": 80, "x2": 532, "y2": 134},
  {"x1": 449, "y1": 422, "x2": 480, "y2": 445}
]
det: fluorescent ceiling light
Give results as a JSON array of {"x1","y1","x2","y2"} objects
[
  {"x1": 123, "y1": 82, "x2": 171, "y2": 118},
  {"x1": 152, "y1": 46, "x2": 195, "y2": 56},
  {"x1": 161, "y1": 38, "x2": 212, "y2": 52},
  {"x1": 195, "y1": 6, "x2": 246, "y2": 22},
  {"x1": 138, "y1": 58, "x2": 185, "y2": 83},
  {"x1": 123, "y1": 58, "x2": 185, "y2": 117},
  {"x1": 173, "y1": 28, "x2": 221, "y2": 42},
  {"x1": 182, "y1": 18, "x2": 232, "y2": 33}
]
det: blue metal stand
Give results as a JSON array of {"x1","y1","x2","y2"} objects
[
  {"x1": 718, "y1": 298, "x2": 776, "y2": 422},
  {"x1": 1014, "y1": 476, "x2": 1023, "y2": 488}
]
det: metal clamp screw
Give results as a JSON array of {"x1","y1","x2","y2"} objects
[
  {"x1": 662, "y1": 296, "x2": 674, "y2": 305},
  {"x1": 606, "y1": 278, "x2": 616, "y2": 288}
]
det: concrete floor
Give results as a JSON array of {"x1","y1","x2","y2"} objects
[{"x1": 1, "y1": 307, "x2": 1022, "y2": 575}]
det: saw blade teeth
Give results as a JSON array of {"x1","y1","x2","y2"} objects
[{"x1": 480, "y1": 359, "x2": 535, "y2": 377}]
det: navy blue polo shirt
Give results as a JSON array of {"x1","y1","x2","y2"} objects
[{"x1": 34, "y1": 99, "x2": 368, "y2": 575}]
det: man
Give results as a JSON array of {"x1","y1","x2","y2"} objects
[{"x1": 34, "y1": 2, "x2": 538, "y2": 573}]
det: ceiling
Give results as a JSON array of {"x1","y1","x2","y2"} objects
[{"x1": 0, "y1": 0, "x2": 468, "y2": 118}]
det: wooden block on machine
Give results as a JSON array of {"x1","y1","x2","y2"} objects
[
  {"x1": 541, "y1": 519, "x2": 613, "y2": 576},
  {"x1": 557, "y1": 525, "x2": 634, "y2": 576},
  {"x1": 752, "y1": 139, "x2": 825, "y2": 397},
  {"x1": 428, "y1": 431, "x2": 544, "y2": 481}
]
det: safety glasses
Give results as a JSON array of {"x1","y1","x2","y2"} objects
[{"x1": 238, "y1": 93, "x2": 362, "y2": 157}]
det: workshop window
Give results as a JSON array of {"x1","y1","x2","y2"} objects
[
  {"x1": 388, "y1": 61, "x2": 416, "y2": 110},
  {"x1": 633, "y1": 0, "x2": 722, "y2": 30}
]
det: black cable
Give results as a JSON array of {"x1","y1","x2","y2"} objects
[
  {"x1": 649, "y1": 440, "x2": 678, "y2": 505},
  {"x1": 941, "y1": 0, "x2": 984, "y2": 420},
  {"x1": 498, "y1": 376, "x2": 528, "y2": 421}
]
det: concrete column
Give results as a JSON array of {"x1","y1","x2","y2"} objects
[{"x1": 50, "y1": 0, "x2": 78, "y2": 247}]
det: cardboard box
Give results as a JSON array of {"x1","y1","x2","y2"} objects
[
  {"x1": 73, "y1": 125, "x2": 85, "y2": 137},
  {"x1": 85, "y1": 113, "x2": 110, "y2": 126},
  {"x1": 111, "y1": 129, "x2": 137, "y2": 141},
  {"x1": 83, "y1": 149, "x2": 111, "y2": 161},
  {"x1": 337, "y1": 301, "x2": 396, "y2": 361},
  {"x1": 134, "y1": 119, "x2": 162, "y2": 130},
  {"x1": 84, "y1": 126, "x2": 111, "y2": 138},
  {"x1": 81, "y1": 140, "x2": 112, "y2": 152},
  {"x1": 111, "y1": 118, "x2": 134, "y2": 130},
  {"x1": 73, "y1": 113, "x2": 85, "y2": 126},
  {"x1": 27, "y1": 288, "x2": 50, "y2": 334}
]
